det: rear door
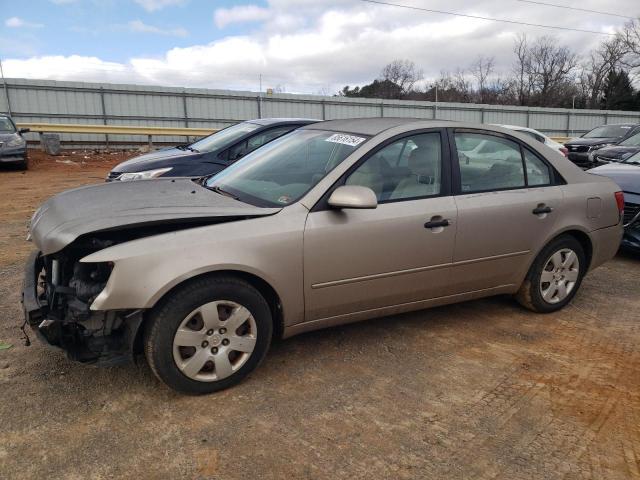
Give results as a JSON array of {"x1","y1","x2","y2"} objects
[
  {"x1": 448, "y1": 129, "x2": 564, "y2": 293},
  {"x1": 303, "y1": 129, "x2": 457, "y2": 321}
]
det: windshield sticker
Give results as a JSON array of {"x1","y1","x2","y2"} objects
[{"x1": 325, "y1": 133, "x2": 366, "y2": 147}]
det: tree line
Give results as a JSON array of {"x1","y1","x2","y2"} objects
[{"x1": 338, "y1": 19, "x2": 640, "y2": 111}]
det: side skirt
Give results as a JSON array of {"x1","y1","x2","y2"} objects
[{"x1": 282, "y1": 284, "x2": 517, "y2": 339}]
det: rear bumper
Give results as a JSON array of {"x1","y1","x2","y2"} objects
[{"x1": 589, "y1": 223, "x2": 624, "y2": 270}]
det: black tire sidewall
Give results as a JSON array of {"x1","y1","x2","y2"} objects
[
  {"x1": 527, "y1": 236, "x2": 586, "y2": 313},
  {"x1": 145, "y1": 277, "x2": 273, "y2": 394}
]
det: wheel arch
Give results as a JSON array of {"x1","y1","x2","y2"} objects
[
  {"x1": 133, "y1": 269, "x2": 285, "y2": 354},
  {"x1": 522, "y1": 227, "x2": 594, "y2": 285}
]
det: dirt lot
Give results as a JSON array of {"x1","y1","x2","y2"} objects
[{"x1": 1, "y1": 150, "x2": 639, "y2": 479}]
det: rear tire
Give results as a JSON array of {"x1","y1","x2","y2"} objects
[
  {"x1": 144, "y1": 275, "x2": 273, "y2": 394},
  {"x1": 516, "y1": 235, "x2": 586, "y2": 313}
]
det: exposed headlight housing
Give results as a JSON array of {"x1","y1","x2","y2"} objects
[
  {"x1": 118, "y1": 167, "x2": 172, "y2": 181},
  {"x1": 6, "y1": 134, "x2": 26, "y2": 148}
]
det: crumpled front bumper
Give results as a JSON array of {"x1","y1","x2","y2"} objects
[
  {"x1": 20, "y1": 250, "x2": 144, "y2": 365},
  {"x1": 22, "y1": 251, "x2": 45, "y2": 327}
]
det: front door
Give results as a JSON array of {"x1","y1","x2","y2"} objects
[{"x1": 303, "y1": 130, "x2": 457, "y2": 321}]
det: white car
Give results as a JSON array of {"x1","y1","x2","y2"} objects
[{"x1": 498, "y1": 125, "x2": 568, "y2": 157}]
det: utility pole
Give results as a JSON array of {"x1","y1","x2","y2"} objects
[
  {"x1": 433, "y1": 83, "x2": 438, "y2": 119},
  {"x1": 258, "y1": 73, "x2": 263, "y2": 119},
  {"x1": 0, "y1": 58, "x2": 11, "y2": 116}
]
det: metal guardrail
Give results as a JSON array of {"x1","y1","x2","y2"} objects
[{"x1": 17, "y1": 122, "x2": 218, "y2": 148}]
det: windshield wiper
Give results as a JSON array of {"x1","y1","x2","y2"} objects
[{"x1": 209, "y1": 185, "x2": 239, "y2": 200}]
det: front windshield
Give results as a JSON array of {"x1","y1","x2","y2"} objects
[
  {"x1": 583, "y1": 125, "x2": 632, "y2": 139},
  {"x1": 622, "y1": 151, "x2": 640, "y2": 165},
  {"x1": 205, "y1": 129, "x2": 368, "y2": 207},
  {"x1": 0, "y1": 117, "x2": 16, "y2": 133},
  {"x1": 619, "y1": 132, "x2": 640, "y2": 146},
  {"x1": 189, "y1": 122, "x2": 260, "y2": 153}
]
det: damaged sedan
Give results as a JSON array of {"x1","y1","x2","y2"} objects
[{"x1": 23, "y1": 119, "x2": 624, "y2": 394}]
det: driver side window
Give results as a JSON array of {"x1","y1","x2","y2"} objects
[{"x1": 345, "y1": 133, "x2": 442, "y2": 202}]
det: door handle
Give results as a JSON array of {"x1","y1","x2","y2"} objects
[
  {"x1": 532, "y1": 204, "x2": 553, "y2": 215},
  {"x1": 424, "y1": 218, "x2": 451, "y2": 229}
]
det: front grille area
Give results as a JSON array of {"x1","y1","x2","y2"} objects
[{"x1": 624, "y1": 202, "x2": 640, "y2": 226}]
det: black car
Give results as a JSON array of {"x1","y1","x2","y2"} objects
[
  {"x1": 591, "y1": 130, "x2": 640, "y2": 166},
  {"x1": 107, "y1": 118, "x2": 318, "y2": 181},
  {"x1": 0, "y1": 114, "x2": 30, "y2": 170},
  {"x1": 589, "y1": 152, "x2": 640, "y2": 251},
  {"x1": 564, "y1": 123, "x2": 640, "y2": 168}
]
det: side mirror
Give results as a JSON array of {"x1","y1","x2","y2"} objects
[
  {"x1": 327, "y1": 185, "x2": 378, "y2": 209},
  {"x1": 19, "y1": 128, "x2": 30, "y2": 134}
]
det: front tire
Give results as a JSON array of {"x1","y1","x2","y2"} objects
[
  {"x1": 144, "y1": 275, "x2": 273, "y2": 394},
  {"x1": 516, "y1": 235, "x2": 586, "y2": 313}
]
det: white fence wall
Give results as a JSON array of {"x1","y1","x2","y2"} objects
[{"x1": 3, "y1": 77, "x2": 640, "y2": 146}]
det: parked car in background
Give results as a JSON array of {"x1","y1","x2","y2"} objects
[
  {"x1": 499, "y1": 124, "x2": 568, "y2": 157},
  {"x1": 589, "y1": 152, "x2": 640, "y2": 251},
  {"x1": 0, "y1": 114, "x2": 30, "y2": 170},
  {"x1": 106, "y1": 118, "x2": 318, "y2": 181},
  {"x1": 589, "y1": 130, "x2": 640, "y2": 166},
  {"x1": 564, "y1": 123, "x2": 640, "y2": 168},
  {"x1": 23, "y1": 119, "x2": 623, "y2": 394}
]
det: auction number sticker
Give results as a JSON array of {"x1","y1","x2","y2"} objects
[{"x1": 325, "y1": 133, "x2": 366, "y2": 147}]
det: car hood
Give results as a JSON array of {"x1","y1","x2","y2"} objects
[
  {"x1": 112, "y1": 147, "x2": 212, "y2": 173},
  {"x1": 30, "y1": 178, "x2": 281, "y2": 255},
  {"x1": 593, "y1": 145, "x2": 640, "y2": 159},
  {"x1": 588, "y1": 164, "x2": 640, "y2": 194},
  {"x1": 565, "y1": 137, "x2": 620, "y2": 147},
  {"x1": 0, "y1": 132, "x2": 19, "y2": 141}
]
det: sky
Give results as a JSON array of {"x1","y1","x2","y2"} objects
[{"x1": 1, "y1": 0, "x2": 638, "y2": 94}]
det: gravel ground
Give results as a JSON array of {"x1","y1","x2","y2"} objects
[{"x1": 1, "y1": 150, "x2": 639, "y2": 479}]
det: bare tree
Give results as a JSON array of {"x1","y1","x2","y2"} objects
[
  {"x1": 621, "y1": 18, "x2": 640, "y2": 73},
  {"x1": 580, "y1": 36, "x2": 627, "y2": 108},
  {"x1": 512, "y1": 33, "x2": 533, "y2": 106},
  {"x1": 525, "y1": 36, "x2": 579, "y2": 106},
  {"x1": 380, "y1": 59, "x2": 424, "y2": 97},
  {"x1": 470, "y1": 55, "x2": 495, "y2": 103}
]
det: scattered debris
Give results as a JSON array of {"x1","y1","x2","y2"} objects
[{"x1": 0, "y1": 342, "x2": 13, "y2": 351}]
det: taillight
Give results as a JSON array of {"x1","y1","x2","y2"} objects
[
  {"x1": 615, "y1": 191, "x2": 624, "y2": 220},
  {"x1": 560, "y1": 147, "x2": 569, "y2": 157}
]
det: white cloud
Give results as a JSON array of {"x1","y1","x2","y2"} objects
[
  {"x1": 4, "y1": 0, "x2": 638, "y2": 94},
  {"x1": 214, "y1": 5, "x2": 271, "y2": 29},
  {"x1": 5, "y1": 17, "x2": 43, "y2": 28},
  {"x1": 128, "y1": 20, "x2": 188, "y2": 37},
  {"x1": 134, "y1": 0, "x2": 186, "y2": 12}
]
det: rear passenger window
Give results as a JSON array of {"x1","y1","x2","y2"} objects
[
  {"x1": 454, "y1": 133, "x2": 525, "y2": 192},
  {"x1": 524, "y1": 149, "x2": 551, "y2": 186},
  {"x1": 345, "y1": 133, "x2": 442, "y2": 202}
]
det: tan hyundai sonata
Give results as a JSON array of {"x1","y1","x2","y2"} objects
[{"x1": 23, "y1": 118, "x2": 624, "y2": 394}]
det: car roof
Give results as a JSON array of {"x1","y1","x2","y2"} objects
[
  {"x1": 302, "y1": 117, "x2": 456, "y2": 136},
  {"x1": 246, "y1": 118, "x2": 320, "y2": 126}
]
